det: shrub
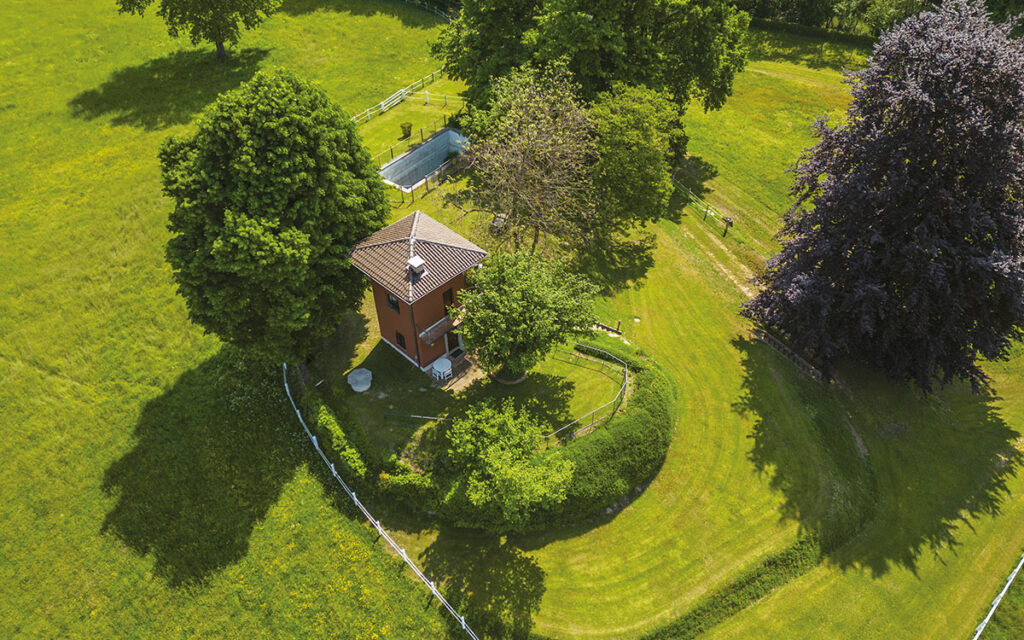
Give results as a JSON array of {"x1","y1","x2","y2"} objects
[
  {"x1": 301, "y1": 391, "x2": 370, "y2": 490},
  {"x1": 530, "y1": 364, "x2": 675, "y2": 527},
  {"x1": 379, "y1": 462, "x2": 439, "y2": 513}
]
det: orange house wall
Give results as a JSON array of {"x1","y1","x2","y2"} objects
[{"x1": 370, "y1": 272, "x2": 468, "y2": 367}]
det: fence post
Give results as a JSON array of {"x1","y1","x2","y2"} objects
[
  {"x1": 420, "y1": 128, "x2": 424, "y2": 142},
  {"x1": 390, "y1": 145, "x2": 394, "y2": 160}
]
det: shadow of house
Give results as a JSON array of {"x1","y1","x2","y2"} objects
[
  {"x1": 734, "y1": 337, "x2": 1023, "y2": 578},
  {"x1": 69, "y1": 48, "x2": 268, "y2": 130},
  {"x1": 278, "y1": 0, "x2": 449, "y2": 27},
  {"x1": 101, "y1": 349, "x2": 302, "y2": 587},
  {"x1": 420, "y1": 531, "x2": 546, "y2": 640}
]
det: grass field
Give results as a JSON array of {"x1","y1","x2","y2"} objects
[
  {"x1": 0, "y1": 1, "x2": 452, "y2": 637},
  {"x1": 3, "y1": 1, "x2": 1024, "y2": 638}
]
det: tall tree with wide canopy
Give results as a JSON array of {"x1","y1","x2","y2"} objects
[
  {"x1": 744, "y1": 0, "x2": 1024, "y2": 391},
  {"x1": 434, "y1": 0, "x2": 748, "y2": 111},
  {"x1": 456, "y1": 252, "x2": 598, "y2": 379},
  {"x1": 117, "y1": 0, "x2": 280, "y2": 58},
  {"x1": 463, "y1": 64, "x2": 596, "y2": 252},
  {"x1": 161, "y1": 69, "x2": 389, "y2": 361}
]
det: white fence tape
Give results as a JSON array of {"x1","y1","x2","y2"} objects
[
  {"x1": 973, "y1": 548, "x2": 1024, "y2": 639},
  {"x1": 281, "y1": 363, "x2": 480, "y2": 640}
]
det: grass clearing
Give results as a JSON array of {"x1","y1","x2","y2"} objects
[{"x1": 309, "y1": 311, "x2": 624, "y2": 457}]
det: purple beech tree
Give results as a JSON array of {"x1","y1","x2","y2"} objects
[{"x1": 744, "y1": 0, "x2": 1024, "y2": 391}]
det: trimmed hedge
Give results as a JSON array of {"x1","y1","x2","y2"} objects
[
  {"x1": 528, "y1": 364, "x2": 674, "y2": 527},
  {"x1": 300, "y1": 339, "x2": 676, "y2": 533},
  {"x1": 301, "y1": 391, "x2": 371, "y2": 491},
  {"x1": 640, "y1": 537, "x2": 822, "y2": 639}
]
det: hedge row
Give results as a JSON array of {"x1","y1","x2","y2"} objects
[
  {"x1": 300, "y1": 339, "x2": 676, "y2": 533},
  {"x1": 640, "y1": 537, "x2": 822, "y2": 639},
  {"x1": 528, "y1": 363, "x2": 675, "y2": 528}
]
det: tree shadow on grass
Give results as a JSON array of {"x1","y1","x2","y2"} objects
[
  {"x1": 279, "y1": 0, "x2": 449, "y2": 27},
  {"x1": 101, "y1": 348, "x2": 303, "y2": 587},
  {"x1": 674, "y1": 154, "x2": 719, "y2": 199},
  {"x1": 420, "y1": 530, "x2": 546, "y2": 639},
  {"x1": 734, "y1": 337, "x2": 1023, "y2": 578},
  {"x1": 746, "y1": 28, "x2": 870, "y2": 72},
  {"x1": 69, "y1": 48, "x2": 268, "y2": 130},
  {"x1": 574, "y1": 232, "x2": 657, "y2": 295}
]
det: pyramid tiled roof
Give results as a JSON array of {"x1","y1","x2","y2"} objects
[{"x1": 349, "y1": 210, "x2": 487, "y2": 303}]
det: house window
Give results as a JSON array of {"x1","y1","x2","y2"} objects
[
  {"x1": 395, "y1": 331, "x2": 407, "y2": 350},
  {"x1": 442, "y1": 287, "x2": 454, "y2": 312},
  {"x1": 387, "y1": 293, "x2": 400, "y2": 313}
]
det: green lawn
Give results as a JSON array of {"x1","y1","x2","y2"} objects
[
  {"x1": 3, "y1": 1, "x2": 1023, "y2": 638},
  {"x1": 986, "y1": 554, "x2": 1024, "y2": 639},
  {"x1": 0, "y1": 0, "x2": 452, "y2": 637},
  {"x1": 309, "y1": 306, "x2": 624, "y2": 456}
]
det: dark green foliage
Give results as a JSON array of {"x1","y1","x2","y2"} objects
[
  {"x1": 116, "y1": 0, "x2": 280, "y2": 56},
  {"x1": 161, "y1": 69, "x2": 389, "y2": 361},
  {"x1": 301, "y1": 391, "x2": 369, "y2": 487},
  {"x1": 590, "y1": 83, "x2": 684, "y2": 237},
  {"x1": 640, "y1": 537, "x2": 822, "y2": 639},
  {"x1": 435, "y1": 0, "x2": 749, "y2": 111},
  {"x1": 439, "y1": 400, "x2": 575, "y2": 532},
  {"x1": 457, "y1": 253, "x2": 598, "y2": 378},
  {"x1": 379, "y1": 463, "x2": 439, "y2": 512},
  {"x1": 532, "y1": 363, "x2": 675, "y2": 526}
]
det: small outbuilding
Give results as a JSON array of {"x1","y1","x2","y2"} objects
[{"x1": 349, "y1": 210, "x2": 487, "y2": 371}]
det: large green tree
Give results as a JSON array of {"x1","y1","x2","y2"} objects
[
  {"x1": 589, "y1": 82, "x2": 684, "y2": 238},
  {"x1": 117, "y1": 0, "x2": 280, "y2": 58},
  {"x1": 161, "y1": 69, "x2": 389, "y2": 361},
  {"x1": 442, "y1": 399, "x2": 574, "y2": 532},
  {"x1": 434, "y1": 0, "x2": 749, "y2": 110},
  {"x1": 462, "y1": 64, "x2": 596, "y2": 252},
  {"x1": 456, "y1": 252, "x2": 597, "y2": 379}
]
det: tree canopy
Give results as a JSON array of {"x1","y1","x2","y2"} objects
[
  {"x1": 589, "y1": 83, "x2": 684, "y2": 238},
  {"x1": 456, "y1": 252, "x2": 598, "y2": 378},
  {"x1": 434, "y1": 0, "x2": 749, "y2": 111},
  {"x1": 462, "y1": 64, "x2": 595, "y2": 252},
  {"x1": 744, "y1": 0, "x2": 1024, "y2": 391},
  {"x1": 117, "y1": 0, "x2": 280, "y2": 57},
  {"x1": 161, "y1": 69, "x2": 389, "y2": 361},
  {"x1": 462, "y1": 66, "x2": 683, "y2": 254},
  {"x1": 442, "y1": 399, "x2": 574, "y2": 532}
]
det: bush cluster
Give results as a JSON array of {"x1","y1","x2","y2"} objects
[{"x1": 299, "y1": 341, "x2": 675, "y2": 533}]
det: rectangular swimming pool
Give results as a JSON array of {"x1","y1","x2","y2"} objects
[{"x1": 379, "y1": 128, "x2": 468, "y2": 192}]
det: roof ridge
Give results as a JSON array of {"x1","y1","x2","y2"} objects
[
  {"x1": 408, "y1": 210, "x2": 421, "y2": 260},
  {"x1": 351, "y1": 238, "x2": 410, "y2": 251},
  {"x1": 413, "y1": 238, "x2": 488, "y2": 255}
]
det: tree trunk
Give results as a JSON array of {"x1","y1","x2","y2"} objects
[
  {"x1": 530, "y1": 226, "x2": 541, "y2": 254},
  {"x1": 215, "y1": 41, "x2": 227, "y2": 60}
]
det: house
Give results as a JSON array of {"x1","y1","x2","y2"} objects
[{"x1": 349, "y1": 210, "x2": 487, "y2": 371}]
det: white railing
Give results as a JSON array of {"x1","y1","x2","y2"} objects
[
  {"x1": 973, "y1": 548, "x2": 1024, "y2": 640},
  {"x1": 350, "y1": 69, "x2": 446, "y2": 125},
  {"x1": 543, "y1": 343, "x2": 629, "y2": 442},
  {"x1": 281, "y1": 363, "x2": 480, "y2": 640},
  {"x1": 673, "y1": 177, "x2": 736, "y2": 236}
]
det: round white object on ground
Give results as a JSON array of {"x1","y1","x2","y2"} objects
[{"x1": 347, "y1": 367, "x2": 372, "y2": 392}]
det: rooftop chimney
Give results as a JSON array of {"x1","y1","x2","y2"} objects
[{"x1": 407, "y1": 254, "x2": 427, "y2": 277}]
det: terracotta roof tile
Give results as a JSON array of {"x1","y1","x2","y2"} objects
[{"x1": 349, "y1": 210, "x2": 487, "y2": 303}]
